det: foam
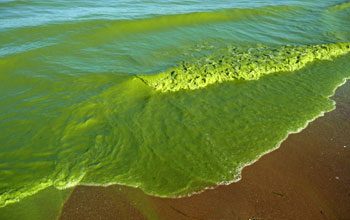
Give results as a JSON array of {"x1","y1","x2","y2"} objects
[{"x1": 138, "y1": 43, "x2": 350, "y2": 92}]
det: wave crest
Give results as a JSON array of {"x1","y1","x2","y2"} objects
[{"x1": 138, "y1": 43, "x2": 350, "y2": 92}]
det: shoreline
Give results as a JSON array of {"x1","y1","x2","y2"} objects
[
  {"x1": 0, "y1": 78, "x2": 347, "y2": 210},
  {"x1": 59, "y1": 81, "x2": 350, "y2": 220}
]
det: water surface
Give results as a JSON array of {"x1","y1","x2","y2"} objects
[{"x1": 0, "y1": 0, "x2": 350, "y2": 210}]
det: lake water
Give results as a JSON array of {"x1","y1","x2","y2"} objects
[{"x1": 0, "y1": 0, "x2": 350, "y2": 210}]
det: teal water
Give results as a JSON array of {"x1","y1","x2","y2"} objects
[{"x1": 0, "y1": 0, "x2": 350, "y2": 211}]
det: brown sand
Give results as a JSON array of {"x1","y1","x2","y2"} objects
[{"x1": 59, "y1": 83, "x2": 350, "y2": 220}]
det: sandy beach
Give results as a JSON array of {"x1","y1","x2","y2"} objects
[{"x1": 59, "y1": 82, "x2": 350, "y2": 220}]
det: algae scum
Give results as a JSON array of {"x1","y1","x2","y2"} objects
[
  {"x1": 139, "y1": 43, "x2": 350, "y2": 92},
  {"x1": 1, "y1": 0, "x2": 350, "y2": 213}
]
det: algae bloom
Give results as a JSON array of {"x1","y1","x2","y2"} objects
[{"x1": 138, "y1": 43, "x2": 350, "y2": 92}]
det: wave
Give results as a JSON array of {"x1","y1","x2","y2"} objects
[
  {"x1": 1, "y1": 52, "x2": 350, "y2": 208},
  {"x1": 1, "y1": 4, "x2": 306, "y2": 43},
  {"x1": 138, "y1": 43, "x2": 350, "y2": 92},
  {"x1": 74, "y1": 4, "x2": 307, "y2": 44}
]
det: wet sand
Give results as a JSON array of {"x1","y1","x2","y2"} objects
[{"x1": 59, "y1": 82, "x2": 350, "y2": 220}]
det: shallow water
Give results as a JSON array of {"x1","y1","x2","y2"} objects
[{"x1": 0, "y1": 0, "x2": 350, "y2": 210}]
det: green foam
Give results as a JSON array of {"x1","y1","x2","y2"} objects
[{"x1": 138, "y1": 43, "x2": 350, "y2": 92}]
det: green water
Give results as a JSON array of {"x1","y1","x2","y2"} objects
[{"x1": 1, "y1": 0, "x2": 350, "y2": 212}]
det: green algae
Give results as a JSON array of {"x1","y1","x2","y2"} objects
[
  {"x1": 138, "y1": 43, "x2": 350, "y2": 92},
  {"x1": 1, "y1": 0, "x2": 350, "y2": 212},
  {"x1": 331, "y1": 1, "x2": 350, "y2": 10},
  {"x1": 2, "y1": 53, "x2": 350, "y2": 208}
]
